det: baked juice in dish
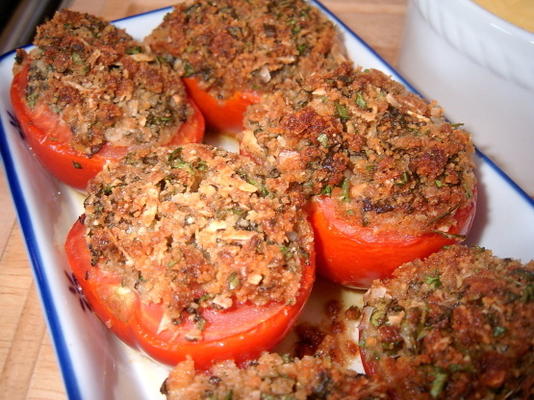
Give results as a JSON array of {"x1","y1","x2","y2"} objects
[
  {"x1": 242, "y1": 62, "x2": 477, "y2": 288},
  {"x1": 162, "y1": 353, "x2": 387, "y2": 400},
  {"x1": 145, "y1": 0, "x2": 346, "y2": 134},
  {"x1": 11, "y1": 10, "x2": 205, "y2": 190},
  {"x1": 359, "y1": 245, "x2": 533, "y2": 400},
  {"x1": 64, "y1": 143, "x2": 315, "y2": 368}
]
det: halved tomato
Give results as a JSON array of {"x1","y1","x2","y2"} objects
[
  {"x1": 309, "y1": 191, "x2": 477, "y2": 288},
  {"x1": 10, "y1": 65, "x2": 205, "y2": 190},
  {"x1": 65, "y1": 217, "x2": 315, "y2": 369},
  {"x1": 183, "y1": 77, "x2": 260, "y2": 135}
]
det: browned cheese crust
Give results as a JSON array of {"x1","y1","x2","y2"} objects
[
  {"x1": 84, "y1": 144, "x2": 313, "y2": 324},
  {"x1": 145, "y1": 0, "x2": 346, "y2": 99},
  {"x1": 162, "y1": 353, "x2": 388, "y2": 400},
  {"x1": 242, "y1": 63, "x2": 476, "y2": 235},
  {"x1": 360, "y1": 245, "x2": 534, "y2": 400},
  {"x1": 15, "y1": 10, "x2": 191, "y2": 155}
]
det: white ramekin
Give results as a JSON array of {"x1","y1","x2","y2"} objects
[{"x1": 399, "y1": 0, "x2": 534, "y2": 195}]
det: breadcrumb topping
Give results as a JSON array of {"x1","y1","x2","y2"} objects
[
  {"x1": 243, "y1": 63, "x2": 476, "y2": 235},
  {"x1": 84, "y1": 144, "x2": 313, "y2": 322},
  {"x1": 145, "y1": 0, "x2": 346, "y2": 99},
  {"x1": 360, "y1": 245, "x2": 534, "y2": 400},
  {"x1": 15, "y1": 10, "x2": 191, "y2": 155},
  {"x1": 162, "y1": 353, "x2": 387, "y2": 400}
]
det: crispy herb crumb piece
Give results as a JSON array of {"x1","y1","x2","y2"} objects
[
  {"x1": 84, "y1": 144, "x2": 313, "y2": 322},
  {"x1": 360, "y1": 245, "x2": 534, "y2": 400}
]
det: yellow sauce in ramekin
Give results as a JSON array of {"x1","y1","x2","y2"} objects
[{"x1": 472, "y1": 0, "x2": 534, "y2": 32}]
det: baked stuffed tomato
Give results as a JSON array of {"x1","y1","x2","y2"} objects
[
  {"x1": 145, "y1": 0, "x2": 346, "y2": 134},
  {"x1": 241, "y1": 63, "x2": 476, "y2": 288},
  {"x1": 65, "y1": 144, "x2": 315, "y2": 368},
  {"x1": 359, "y1": 245, "x2": 534, "y2": 400},
  {"x1": 11, "y1": 10, "x2": 204, "y2": 190}
]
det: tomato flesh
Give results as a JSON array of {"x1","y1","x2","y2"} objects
[
  {"x1": 64, "y1": 218, "x2": 315, "y2": 368},
  {"x1": 309, "y1": 192, "x2": 477, "y2": 288},
  {"x1": 11, "y1": 65, "x2": 205, "y2": 190},
  {"x1": 183, "y1": 77, "x2": 260, "y2": 135}
]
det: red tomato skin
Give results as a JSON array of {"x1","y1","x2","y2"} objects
[
  {"x1": 65, "y1": 217, "x2": 138, "y2": 346},
  {"x1": 11, "y1": 66, "x2": 205, "y2": 190},
  {"x1": 183, "y1": 77, "x2": 260, "y2": 135},
  {"x1": 309, "y1": 191, "x2": 477, "y2": 288},
  {"x1": 64, "y1": 218, "x2": 315, "y2": 368}
]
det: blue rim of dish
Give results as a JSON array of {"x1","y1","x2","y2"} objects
[
  {"x1": 0, "y1": 54, "x2": 82, "y2": 400},
  {"x1": 0, "y1": 3, "x2": 533, "y2": 400}
]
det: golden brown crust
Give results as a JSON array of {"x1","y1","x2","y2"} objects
[
  {"x1": 17, "y1": 10, "x2": 190, "y2": 155},
  {"x1": 360, "y1": 245, "x2": 534, "y2": 400},
  {"x1": 84, "y1": 144, "x2": 313, "y2": 321},
  {"x1": 145, "y1": 0, "x2": 346, "y2": 99},
  {"x1": 242, "y1": 63, "x2": 476, "y2": 235},
  {"x1": 162, "y1": 353, "x2": 388, "y2": 400}
]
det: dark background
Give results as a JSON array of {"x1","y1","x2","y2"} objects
[{"x1": 0, "y1": 0, "x2": 64, "y2": 53}]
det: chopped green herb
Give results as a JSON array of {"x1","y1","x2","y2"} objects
[
  {"x1": 450, "y1": 122, "x2": 464, "y2": 129},
  {"x1": 435, "y1": 179, "x2": 444, "y2": 188},
  {"x1": 228, "y1": 272, "x2": 240, "y2": 290},
  {"x1": 184, "y1": 3, "x2": 201, "y2": 14},
  {"x1": 424, "y1": 274, "x2": 442, "y2": 289},
  {"x1": 168, "y1": 148, "x2": 183, "y2": 163},
  {"x1": 195, "y1": 316, "x2": 206, "y2": 331},
  {"x1": 195, "y1": 160, "x2": 208, "y2": 171},
  {"x1": 523, "y1": 284, "x2": 534, "y2": 302},
  {"x1": 370, "y1": 308, "x2": 386, "y2": 327},
  {"x1": 366, "y1": 164, "x2": 377, "y2": 173},
  {"x1": 281, "y1": 353, "x2": 293, "y2": 363},
  {"x1": 355, "y1": 92, "x2": 367, "y2": 109},
  {"x1": 493, "y1": 326, "x2": 507, "y2": 337},
  {"x1": 199, "y1": 293, "x2": 213, "y2": 303},
  {"x1": 223, "y1": 390, "x2": 233, "y2": 400},
  {"x1": 317, "y1": 133, "x2": 329, "y2": 147},
  {"x1": 321, "y1": 185, "x2": 332, "y2": 196},
  {"x1": 71, "y1": 52, "x2": 83, "y2": 64},
  {"x1": 416, "y1": 327, "x2": 429, "y2": 341},
  {"x1": 26, "y1": 91, "x2": 39, "y2": 108},
  {"x1": 296, "y1": 42, "x2": 309, "y2": 55},
  {"x1": 126, "y1": 46, "x2": 143, "y2": 55},
  {"x1": 395, "y1": 171, "x2": 410, "y2": 186},
  {"x1": 430, "y1": 370, "x2": 448, "y2": 398},
  {"x1": 341, "y1": 178, "x2": 351, "y2": 202},
  {"x1": 279, "y1": 245, "x2": 291, "y2": 259},
  {"x1": 227, "y1": 26, "x2": 241, "y2": 38},
  {"x1": 432, "y1": 230, "x2": 466, "y2": 241},
  {"x1": 335, "y1": 101, "x2": 350, "y2": 122},
  {"x1": 183, "y1": 61, "x2": 195, "y2": 77}
]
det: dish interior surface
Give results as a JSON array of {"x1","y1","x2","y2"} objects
[{"x1": 0, "y1": 4, "x2": 533, "y2": 400}]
